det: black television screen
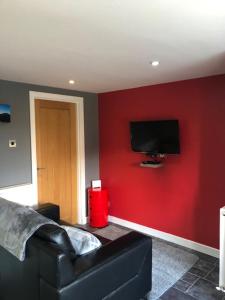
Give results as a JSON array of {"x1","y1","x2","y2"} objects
[{"x1": 130, "y1": 120, "x2": 180, "y2": 155}]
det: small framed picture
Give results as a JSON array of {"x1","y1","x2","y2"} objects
[{"x1": 0, "y1": 104, "x2": 11, "y2": 122}]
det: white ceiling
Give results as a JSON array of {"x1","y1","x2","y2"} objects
[{"x1": 0, "y1": 0, "x2": 225, "y2": 93}]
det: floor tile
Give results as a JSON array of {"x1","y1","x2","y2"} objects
[
  {"x1": 189, "y1": 251, "x2": 218, "y2": 265},
  {"x1": 94, "y1": 225, "x2": 130, "y2": 240},
  {"x1": 193, "y1": 259, "x2": 215, "y2": 273},
  {"x1": 173, "y1": 279, "x2": 191, "y2": 292},
  {"x1": 188, "y1": 266, "x2": 210, "y2": 277},
  {"x1": 160, "y1": 287, "x2": 195, "y2": 300},
  {"x1": 108, "y1": 222, "x2": 132, "y2": 232},
  {"x1": 188, "y1": 278, "x2": 224, "y2": 300},
  {"x1": 181, "y1": 272, "x2": 200, "y2": 284},
  {"x1": 75, "y1": 223, "x2": 97, "y2": 232},
  {"x1": 205, "y1": 266, "x2": 219, "y2": 285}
]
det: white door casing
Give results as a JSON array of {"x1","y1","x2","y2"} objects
[{"x1": 29, "y1": 91, "x2": 86, "y2": 224}]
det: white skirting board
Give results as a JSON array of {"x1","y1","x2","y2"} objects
[{"x1": 109, "y1": 215, "x2": 219, "y2": 258}]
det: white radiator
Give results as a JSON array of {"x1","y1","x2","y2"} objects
[{"x1": 218, "y1": 207, "x2": 225, "y2": 292}]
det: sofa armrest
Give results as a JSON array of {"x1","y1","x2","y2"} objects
[
  {"x1": 74, "y1": 231, "x2": 152, "y2": 279},
  {"x1": 29, "y1": 236, "x2": 76, "y2": 289},
  {"x1": 32, "y1": 203, "x2": 60, "y2": 223},
  {"x1": 55, "y1": 231, "x2": 152, "y2": 300},
  {"x1": 32, "y1": 231, "x2": 151, "y2": 300}
]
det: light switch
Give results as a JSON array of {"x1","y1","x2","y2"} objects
[
  {"x1": 92, "y1": 180, "x2": 101, "y2": 189},
  {"x1": 9, "y1": 140, "x2": 16, "y2": 148}
]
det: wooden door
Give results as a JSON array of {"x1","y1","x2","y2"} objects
[{"x1": 35, "y1": 99, "x2": 77, "y2": 223}]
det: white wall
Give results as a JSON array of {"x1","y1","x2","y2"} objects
[{"x1": 0, "y1": 184, "x2": 37, "y2": 206}]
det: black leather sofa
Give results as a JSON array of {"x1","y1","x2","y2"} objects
[{"x1": 0, "y1": 203, "x2": 152, "y2": 300}]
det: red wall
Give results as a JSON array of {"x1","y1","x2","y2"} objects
[{"x1": 99, "y1": 74, "x2": 225, "y2": 249}]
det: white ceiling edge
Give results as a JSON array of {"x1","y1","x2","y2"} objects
[
  {"x1": 1, "y1": 70, "x2": 224, "y2": 94},
  {"x1": 0, "y1": 0, "x2": 225, "y2": 93}
]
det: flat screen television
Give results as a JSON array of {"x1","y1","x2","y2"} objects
[{"x1": 130, "y1": 120, "x2": 180, "y2": 155}]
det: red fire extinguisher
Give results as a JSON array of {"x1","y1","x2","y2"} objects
[{"x1": 88, "y1": 188, "x2": 109, "y2": 228}]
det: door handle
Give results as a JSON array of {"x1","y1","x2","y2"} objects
[{"x1": 37, "y1": 167, "x2": 46, "y2": 170}]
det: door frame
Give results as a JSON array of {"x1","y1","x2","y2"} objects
[{"x1": 29, "y1": 91, "x2": 86, "y2": 224}]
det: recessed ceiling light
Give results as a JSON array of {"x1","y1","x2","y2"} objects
[
  {"x1": 151, "y1": 61, "x2": 160, "y2": 67},
  {"x1": 69, "y1": 80, "x2": 75, "y2": 84}
]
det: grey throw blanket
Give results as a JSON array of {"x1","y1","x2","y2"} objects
[{"x1": 0, "y1": 198, "x2": 57, "y2": 261}]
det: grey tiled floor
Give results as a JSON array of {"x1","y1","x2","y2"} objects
[
  {"x1": 78, "y1": 223, "x2": 224, "y2": 300},
  {"x1": 154, "y1": 241, "x2": 224, "y2": 300},
  {"x1": 159, "y1": 242, "x2": 224, "y2": 300}
]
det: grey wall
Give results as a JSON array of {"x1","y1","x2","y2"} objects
[{"x1": 0, "y1": 79, "x2": 99, "y2": 189}]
